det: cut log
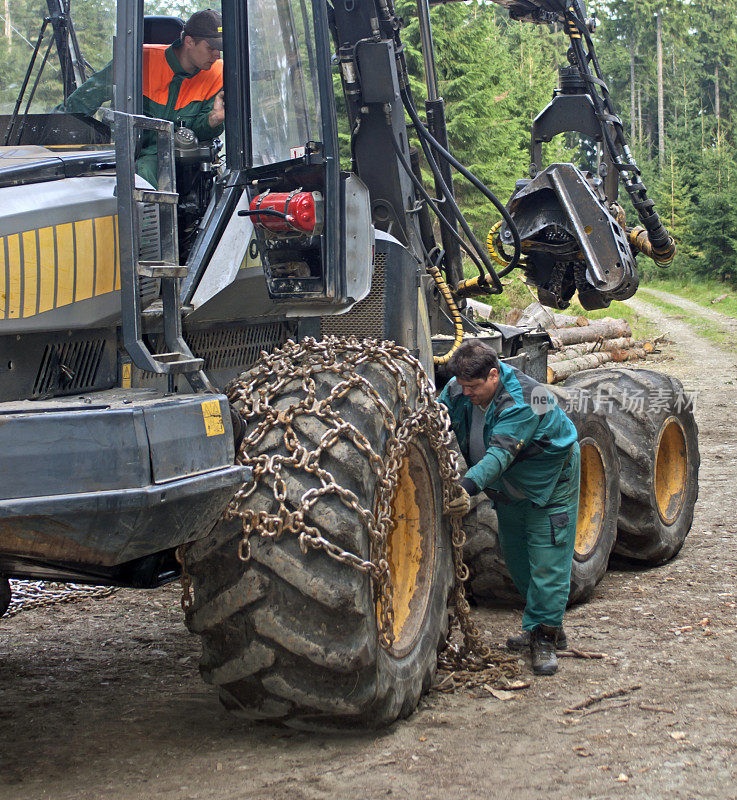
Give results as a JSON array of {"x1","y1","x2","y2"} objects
[
  {"x1": 548, "y1": 337, "x2": 636, "y2": 362},
  {"x1": 518, "y1": 302, "x2": 556, "y2": 329},
  {"x1": 466, "y1": 298, "x2": 493, "y2": 321},
  {"x1": 552, "y1": 312, "x2": 589, "y2": 328},
  {"x1": 505, "y1": 307, "x2": 524, "y2": 326},
  {"x1": 548, "y1": 319, "x2": 632, "y2": 348},
  {"x1": 548, "y1": 347, "x2": 647, "y2": 383}
]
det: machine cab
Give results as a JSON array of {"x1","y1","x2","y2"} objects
[{"x1": 0, "y1": 0, "x2": 373, "y2": 389}]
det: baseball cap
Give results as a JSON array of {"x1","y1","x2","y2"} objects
[{"x1": 184, "y1": 9, "x2": 223, "y2": 50}]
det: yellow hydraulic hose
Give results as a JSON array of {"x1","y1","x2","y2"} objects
[
  {"x1": 451, "y1": 221, "x2": 520, "y2": 298},
  {"x1": 628, "y1": 226, "x2": 677, "y2": 267},
  {"x1": 454, "y1": 274, "x2": 493, "y2": 297},
  {"x1": 486, "y1": 221, "x2": 511, "y2": 268},
  {"x1": 428, "y1": 265, "x2": 464, "y2": 365}
]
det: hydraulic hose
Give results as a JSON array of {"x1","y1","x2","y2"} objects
[
  {"x1": 386, "y1": 117, "x2": 488, "y2": 277},
  {"x1": 486, "y1": 221, "x2": 513, "y2": 268},
  {"x1": 564, "y1": 9, "x2": 676, "y2": 263},
  {"x1": 456, "y1": 222, "x2": 524, "y2": 296},
  {"x1": 400, "y1": 84, "x2": 523, "y2": 274},
  {"x1": 627, "y1": 226, "x2": 675, "y2": 267},
  {"x1": 399, "y1": 99, "x2": 501, "y2": 290},
  {"x1": 427, "y1": 264, "x2": 465, "y2": 365}
]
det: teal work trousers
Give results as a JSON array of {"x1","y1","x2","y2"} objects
[{"x1": 494, "y1": 442, "x2": 580, "y2": 631}]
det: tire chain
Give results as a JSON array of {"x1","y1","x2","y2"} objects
[
  {"x1": 4, "y1": 581, "x2": 117, "y2": 618},
  {"x1": 180, "y1": 336, "x2": 518, "y2": 677}
]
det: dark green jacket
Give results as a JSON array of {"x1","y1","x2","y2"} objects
[
  {"x1": 62, "y1": 44, "x2": 224, "y2": 180},
  {"x1": 438, "y1": 363, "x2": 577, "y2": 506}
]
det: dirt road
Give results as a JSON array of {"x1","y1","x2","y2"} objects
[
  {"x1": 2, "y1": 293, "x2": 736, "y2": 800},
  {"x1": 638, "y1": 286, "x2": 737, "y2": 328}
]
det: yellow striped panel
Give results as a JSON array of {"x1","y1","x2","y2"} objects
[
  {"x1": 55, "y1": 222, "x2": 75, "y2": 308},
  {"x1": 7, "y1": 234, "x2": 21, "y2": 319},
  {"x1": 94, "y1": 216, "x2": 116, "y2": 295},
  {"x1": 113, "y1": 215, "x2": 121, "y2": 291},
  {"x1": 0, "y1": 215, "x2": 123, "y2": 320},
  {"x1": 74, "y1": 219, "x2": 94, "y2": 302},
  {"x1": 38, "y1": 226, "x2": 56, "y2": 313},
  {"x1": 22, "y1": 230, "x2": 38, "y2": 317}
]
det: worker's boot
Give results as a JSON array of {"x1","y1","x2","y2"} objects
[
  {"x1": 506, "y1": 627, "x2": 567, "y2": 651},
  {"x1": 530, "y1": 625, "x2": 560, "y2": 676}
]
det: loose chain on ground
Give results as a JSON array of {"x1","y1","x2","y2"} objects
[
  {"x1": 181, "y1": 336, "x2": 518, "y2": 679},
  {"x1": 4, "y1": 581, "x2": 117, "y2": 618}
]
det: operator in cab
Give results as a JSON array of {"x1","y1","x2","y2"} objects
[
  {"x1": 439, "y1": 340, "x2": 580, "y2": 676},
  {"x1": 61, "y1": 9, "x2": 225, "y2": 187}
]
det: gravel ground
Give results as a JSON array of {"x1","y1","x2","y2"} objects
[{"x1": 1, "y1": 292, "x2": 736, "y2": 800}]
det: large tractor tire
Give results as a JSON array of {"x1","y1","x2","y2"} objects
[
  {"x1": 561, "y1": 389, "x2": 620, "y2": 602},
  {"x1": 463, "y1": 387, "x2": 620, "y2": 605},
  {"x1": 182, "y1": 340, "x2": 454, "y2": 729},
  {"x1": 563, "y1": 368, "x2": 699, "y2": 564},
  {"x1": 462, "y1": 500, "x2": 518, "y2": 603}
]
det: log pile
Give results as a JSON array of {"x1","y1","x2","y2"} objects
[{"x1": 466, "y1": 301, "x2": 658, "y2": 382}]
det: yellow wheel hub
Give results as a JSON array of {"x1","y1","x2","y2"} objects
[
  {"x1": 654, "y1": 417, "x2": 688, "y2": 525},
  {"x1": 383, "y1": 444, "x2": 436, "y2": 656},
  {"x1": 575, "y1": 439, "x2": 607, "y2": 560}
]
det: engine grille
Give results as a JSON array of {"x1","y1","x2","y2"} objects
[
  {"x1": 139, "y1": 203, "x2": 161, "y2": 306},
  {"x1": 33, "y1": 338, "x2": 107, "y2": 398},
  {"x1": 139, "y1": 203, "x2": 161, "y2": 261},
  {"x1": 320, "y1": 251, "x2": 386, "y2": 339},
  {"x1": 185, "y1": 322, "x2": 297, "y2": 372}
]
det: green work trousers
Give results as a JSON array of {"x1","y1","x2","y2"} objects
[
  {"x1": 494, "y1": 442, "x2": 580, "y2": 631},
  {"x1": 136, "y1": 152, "x2": 159, "y2": 189}
]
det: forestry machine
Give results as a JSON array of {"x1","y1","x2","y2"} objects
[{"x1": 0, "y1": 0, "x2": 696, "y2": 728}]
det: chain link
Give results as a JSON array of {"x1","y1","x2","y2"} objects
[
  {"x1": 3, "y1": 581, "x2": 118, "y2": 618},
  {"x1": 175, "y1": 547, "x2": 193, "y2": 612},
  {"x1": 180, "y1": 336, "x2": 515, "y2": 673}
]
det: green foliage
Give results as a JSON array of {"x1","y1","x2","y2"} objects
[
  {"x1": 596, "y1": 0, "x2": 737, "y2": 286},
  {"x1": 394, "y1": 0, "x2": 572, "y2": 241}
]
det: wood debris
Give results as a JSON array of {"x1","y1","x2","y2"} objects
[
  {"x1": 557, "y1": 648, "x2": 608, "y2": 659},
  {"x1": 580, "y1": 699, "x2": 631, "y2": 717},
  {"x1": 467, "y1": 299, "x2": 662, "y2": 382},
  {"x1": 638, "y1": 703, "x2": 675, "y2": 714},
  {"x1": 564, "y1": 684, "x2": 642, "y2": 714}
]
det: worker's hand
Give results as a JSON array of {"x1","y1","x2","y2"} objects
[
  {"x1": 209, "y1": 90, "x2": 225, "y2": 127},
  {"x1": 448, "y1": 487, "x2": 472, "y2": 516}
]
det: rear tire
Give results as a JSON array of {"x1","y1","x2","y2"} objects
[
  {"x1": 563, "y1": 368, "x2": 699, "y2": 564},
  {"x1": 183, "y1": 345, "x2": 454, "y2": 729},
  {"x1": 463, "y1": 501, "x2": 519, "y2": 603},
  {"x1": 564, "y1": 401, "x2": 620, "y2": 603}
]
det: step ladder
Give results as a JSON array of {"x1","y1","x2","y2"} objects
[{"x1": 113, "y1": 112, "x2": 212, "y2": 392}]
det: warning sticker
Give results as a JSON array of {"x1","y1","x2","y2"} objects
[
  {"x1": 121, "y1": 363, "x2": 132, "y2": 388},
  {"x1": 201, "y1": 399, "x2": 225, "y2": 437}
]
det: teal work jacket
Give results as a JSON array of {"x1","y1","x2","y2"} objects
[{"x1": 438, "y1": 363, "x2": 577, "y2": 507}]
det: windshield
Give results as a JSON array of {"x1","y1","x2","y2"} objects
[
  {"x1": 0, "y1": 0, "x2": 116, "y2": 146},
  {"x1": 248, "y1": 0, "x2": 321, "y2": 166}
]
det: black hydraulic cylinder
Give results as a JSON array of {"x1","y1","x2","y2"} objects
[
  {"x1": 425, "y1": 98, "x2": 463, "y2": 287},
  {"x1": 409, "y1": 146, "x2": 437, "y2": 256}
]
